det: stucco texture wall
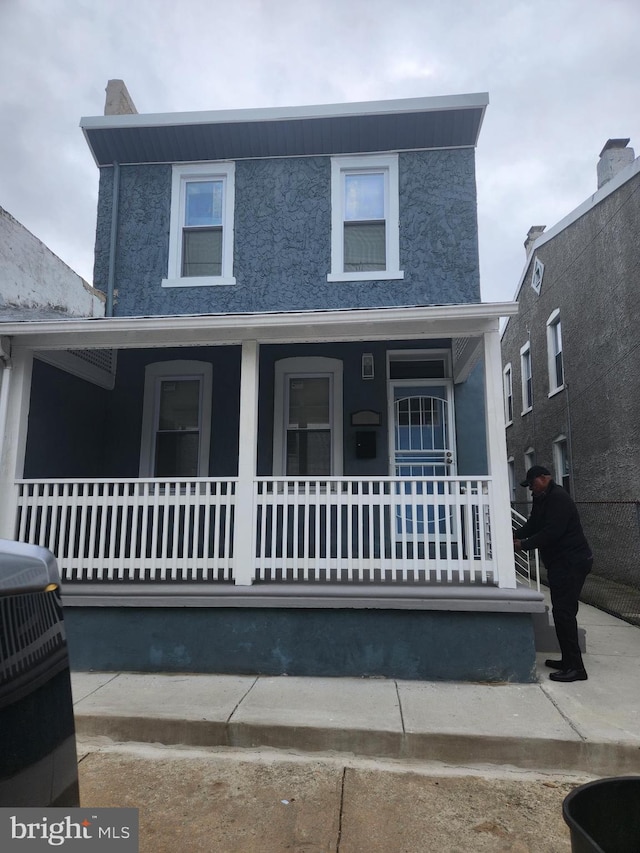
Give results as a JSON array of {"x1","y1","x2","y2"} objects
[{"x1": 93, "y1": 149, "x2": 481, "y2": 317}]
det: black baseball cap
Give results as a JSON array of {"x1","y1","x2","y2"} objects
[{"x1": 520, "y1": 465, "x2": 551, "y2": 487}]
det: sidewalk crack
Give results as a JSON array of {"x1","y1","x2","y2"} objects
[
  {"x1": 336, "y1": 766, "x2": 347, "y2": 852},
  {"x1": 540, "y1": 684, "x2": 588, "y2": 741},
  {"x1": 394, "y1": 680, "x2": 406, "y2": 734},
  {"x1": 226, "y1": 675, "x2": 259, "y2": 724}
]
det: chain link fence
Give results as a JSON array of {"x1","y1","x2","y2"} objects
[{"x1": 512, "y1": 501, "x2": 640, "y2": 627}]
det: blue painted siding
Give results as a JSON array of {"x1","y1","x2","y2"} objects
[
  {"x1": 94, "y1": 149, "x2": 481, "y2": 317},
  {"x1": 23, "y1": 342, "x2": 486, "y2": 480}
]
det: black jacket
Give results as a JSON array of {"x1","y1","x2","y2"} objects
[{"x1": 517, "y1": 481, "x2": 592, "y2": 569}]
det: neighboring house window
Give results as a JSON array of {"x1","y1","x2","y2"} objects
[
  {"x1": 273, "y1": 357, "x2": 343, "y2": 476},
  {"x1": 508, "y1": 457, "x2": 516, "y2": 503},
  {"x1": 520, "y1": 343, "x2": 533, "y2": 413},
  {"x1": 553, "y1": 436, "x2": 571, "y2": 494},
  {"x1": 524, "y1": 449, "x2": 535, "y2": 504},
  {"x1": 163, "y1": 163, "x2": 236, "y2": 287},
  {"x1": 328, "y1": 154, "x2": 403, "y2": 282},
  {"x1": 546, "y1": 309, "x2": 564, "y2": 394},
  {"x1": 139, "y1": 361, "x2": 212, "y2": 477},
  {"x1": 503, "y1": 363, "x2": 513, "y2": 425}
]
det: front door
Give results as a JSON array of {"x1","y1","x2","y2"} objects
[{"x1": 390, "y1": 383, "x2": 455, "y2": 541}]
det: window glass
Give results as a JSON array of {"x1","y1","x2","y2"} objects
[
  {"x1": 344, "y1": 173, "x2": 385, "y2": 220},
  {"x1": 185, "y1": 181, "x2": 223, "y2": 226},
  {"x1": 286, "y1": 377, "x2": 331, "y2": 475},
  {"x1": 182, "y1": 229, "x2": 222, "y2": 277},
  {"x1": 155, "y1": 378, "x2": 201, "y2": 476}
]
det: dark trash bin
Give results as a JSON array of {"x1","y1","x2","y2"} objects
[{"x1": 563, "y1": 776, "x2": 640, "y2": 853}]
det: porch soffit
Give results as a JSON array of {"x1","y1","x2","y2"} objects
[
  {"x1": 80, "y1": 93, "x2": 489, "y2": 167},
  {"x1": 1, "y1": 303, "x2": 518, "y2": 352}
]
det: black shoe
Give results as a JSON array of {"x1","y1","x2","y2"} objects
[
  {"x1": 549, "y1": 669, "x2": 588, "y2": 682},
  {"x1": 545, "y1": 659, "x2": 564, "y2": 669}
]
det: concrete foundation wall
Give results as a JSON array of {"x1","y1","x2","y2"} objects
[{"x1": 65, "y1": 607, "x2": 538, "y2": 683}]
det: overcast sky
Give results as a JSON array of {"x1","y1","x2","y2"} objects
[{"x1": 1, "y1": 0, "x2": 638, "y2": 304}]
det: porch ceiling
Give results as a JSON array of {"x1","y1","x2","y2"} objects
[{"x1": 0, "y1": 302, "x2": 518, "y2": 352}]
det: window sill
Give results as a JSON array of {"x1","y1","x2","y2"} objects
[
  {"x1": 520, "y1": 407, "x2": 533, "y2": 417},
  {"x1": 327, "y1": 270, "x2": 405, "y2": 283},
  {"x1": 162, "y1": 276, "x2": 237, "y2": 288},
  {"x1": 505, "y1": 420, "x2": 513, "y2": 429},
  {"x1": 548, "y1": 385, "x2": 565, "y2": 398}
]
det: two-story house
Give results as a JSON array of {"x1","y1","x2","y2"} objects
[
  {"x1": 501, "y1": 138, "x2": 640, "y2": 625},
  {"x1": 0, "y1": 84, "x2": 544, "y2": 681}
]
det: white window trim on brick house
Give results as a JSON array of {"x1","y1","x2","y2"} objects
[
  {"x1": 503, "y1": 362, "x2": 513, "y2": 426},
  {"x1": 163, "y1": 162, "x2": 236, "y2": 288},
  {"x1": 328, "y1": 154, "x2": 404, "y2": 282},
  {"x1": 520, "y1": 342, "x2": 533, "y2": 415},
  {"x1": 546, "y1": 308, "x2": 565, "y2": 396}
]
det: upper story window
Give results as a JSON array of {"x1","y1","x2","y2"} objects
[
  {"x1": 520, "y1": 342, "x2": 533, "y2": 414},
  {"x1": 546, "y1": 309, "x2": 564, "y2": 394},
  {"x1": 503, "y1": 363, "x2": 513, "y2": 425},
  {"x1": 163, "y1": 163, "x2": 236, "y2": 288},
  {"x1": 328, "y1": 154, "x2": 403, "y2": 283}
]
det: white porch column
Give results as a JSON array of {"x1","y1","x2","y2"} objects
[
  {"x1": 483, "y1": 328, "x2": 517, "y2": 588},
  {"x1": 233, "y1": 340, "x2": 259, "y2": 585},
  {"x1": 0, "y1": 347, "x2": 34, "y2": 539}
]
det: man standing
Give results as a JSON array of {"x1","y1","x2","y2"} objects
[{"x1": 514, "y1": 465, "x2": 593, "y2": 682}]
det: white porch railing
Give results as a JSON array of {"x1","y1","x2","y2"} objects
[
  {"x1": 14, "y1": 476, "x2": 496, "y2": 585},
  {"x1": 511, "y1": 507, "x2": 540, "y2": 591},
  {"x1": 15, "y1": 479, "x2": 236, "y2": 582}
]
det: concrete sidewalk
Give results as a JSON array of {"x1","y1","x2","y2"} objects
[{"x1": 71, "y1": 599, "x2": 640, "y2": 777}]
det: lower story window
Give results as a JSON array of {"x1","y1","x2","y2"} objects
[
  {"x1": 273, "y1": 357, "x2": 343, "y2": 476},
  {"x1": 140, "y1": 361, "x2": 212, "y2": 477}
]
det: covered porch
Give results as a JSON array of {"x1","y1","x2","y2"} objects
[{"x1": 0, "y1": 303, "x2": 545, "y2": 681}]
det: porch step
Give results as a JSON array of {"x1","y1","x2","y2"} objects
[{"x1": 532, "y1": 606, "x2": 586, "y2": 653}]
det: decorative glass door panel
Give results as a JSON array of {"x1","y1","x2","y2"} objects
[{"x1": 392, "y1": 385, "x2": 454, "y2": 539}]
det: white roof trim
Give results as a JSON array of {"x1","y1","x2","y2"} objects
[
  {"x1": 2, "y1": 302, "x2": 517, "y2": 351},
  {"x1": 80, "y1": 92, "x2": 489, "y2": 131}
]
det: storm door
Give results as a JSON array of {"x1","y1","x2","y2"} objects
[{"x1": 390, "y1": 382, "x2": 455, "y2": 542}]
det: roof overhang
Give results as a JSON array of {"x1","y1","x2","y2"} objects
[
  {"x1": 81, "y1": 93, "x2": 489, "y2": 167},
  {"x1": 1, "y1": 302, "x2": 517, "y2": 352}
]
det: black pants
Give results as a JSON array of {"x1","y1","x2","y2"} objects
[{"x1": 548, "y1": 558, "x2": 593, "y2": 672}]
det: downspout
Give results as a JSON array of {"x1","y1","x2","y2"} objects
[
  {"x1": 106, "y1": 161, "x2": 120, "y2": 317},
  {"x1": 0, "y1": 337, "x2": 12, "y2": 479}
]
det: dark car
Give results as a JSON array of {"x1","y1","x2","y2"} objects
[{"x1": 0, "y1": 539, "x2": 79, "y2": 806}]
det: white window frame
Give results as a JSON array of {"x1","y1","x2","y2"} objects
[
  {"x1": 273, "y1": 357, "x2": 343, "y2": 476},
  {"x1": 524, "y1": 448, "x2": 535, "y2": 504},
  {"x1": 163, "y1": 162, "x2": 236, "y2": 288},
  {"x1": 553, "y1": 435, "x2": 570, "y2": 493},
  {"x1": 507, "y1": 457, "x2": 516, "y2": 503},
  {"x1": 328, "y1": 154, "x2": 403, "y2": 282},
  {"x1": 139, "y1": 360, "x2": 212, "y2": 477},
  {"x1": 520, "y1": 342, "x2": 533, "y2": 415},
  {"x1": 546, "y1": 309, "x2": 565, "y2": 396},
  {"x1": 503, "y1": 363, "x2": 513, "y2": 426}
]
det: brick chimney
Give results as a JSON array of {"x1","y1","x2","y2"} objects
[
  {"x1": 524, "y1": 225, "x2": 546, "y2": 257},
  {"x1": 597, "y1": 139, "x2": 634, "y2": 189},
  {"x1": 104, "y1": 79, "x2": 138, "y2": 116}
]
